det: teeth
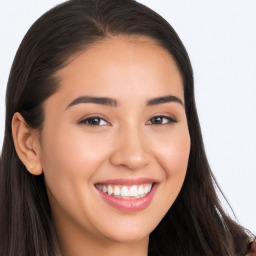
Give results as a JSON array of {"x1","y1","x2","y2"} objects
[
  {"x1": 121, "y1": 186, "x2": 129, "y2": 196},
  {"x1": 130, "y1": 185, "x2": 138, "y2": 197},
  {"x1": 113, "y1": 186, "x2": 121, "y2": 196},
  {"x1": 96, "y1": 183, "x2": 153, "y2": 199},
  {"x1": 107, "y1": 185, "x2": 113, "y2": 195},
  {"x1": 138, "y1": 185, "x2": 144, "y2": 195}
]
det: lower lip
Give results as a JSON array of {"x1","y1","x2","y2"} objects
[{"x1": 95, "y1": 184, "x2": 157, "y2": 212}]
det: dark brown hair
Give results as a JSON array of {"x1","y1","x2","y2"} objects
[{"x1": 0, "y1": 0, "x2": 252, "y2": 255}]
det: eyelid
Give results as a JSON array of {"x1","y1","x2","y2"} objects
[
  {"x1": 146, "y1": 115, "x2": 177, "y2": 125},
  {"x1": 77, "y1": 116, "x2": 110, "y2": 126}
]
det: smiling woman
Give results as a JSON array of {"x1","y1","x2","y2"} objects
[{"x1": 0, "y1": 0, "x2": 255, "y2": 256}]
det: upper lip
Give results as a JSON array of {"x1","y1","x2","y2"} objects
[{"x1": 95, "y1": 177, "x2": 158, "y2": 186}]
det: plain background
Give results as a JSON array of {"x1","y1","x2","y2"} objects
[{"x1": 0, "y1": 0, "x2": 255, "y2": 234}]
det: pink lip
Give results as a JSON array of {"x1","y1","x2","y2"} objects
[{"x1": 95, "y1": 181, "x2": 158, "y2": 212}]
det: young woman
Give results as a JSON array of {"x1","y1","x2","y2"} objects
[{"x1": 0, "y1": 0, "x2": 255, "y2": 255}]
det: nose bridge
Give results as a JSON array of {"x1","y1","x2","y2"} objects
[{"x1": 109, "y1": 121, "x2": 150, "y2": 170}]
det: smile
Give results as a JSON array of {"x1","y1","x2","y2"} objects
[
  {"x1": 95, "y1": 183, "x2": 153, "y2": 199},
  {"x1": 95, "y1": 179, "x2": 157, "y2": 212}
]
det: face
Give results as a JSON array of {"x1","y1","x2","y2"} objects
[{"x1": 38, "y1": 36, "x2": 190, "y2": 246}]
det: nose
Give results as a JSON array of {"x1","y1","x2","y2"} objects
[{"x1": 109, "y1": 126, "x2": 150, "y2": 170}]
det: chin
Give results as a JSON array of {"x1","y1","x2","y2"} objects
[
  {"x1": 105, "y1": 230, "x2": 149, "y2": 244},
  {"x1": 97, "y1": 218, "x2": 156, "y2": 244}
]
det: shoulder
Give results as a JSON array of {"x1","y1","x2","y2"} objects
[{"x1": 246, "y1": 239, "x2": 256, "y2": 256}]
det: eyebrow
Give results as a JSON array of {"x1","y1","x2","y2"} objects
[
  {"x1": 66, "y1": 94, "x2": 184, "y2": 109},
  {"x1": 146, "y1": 95, "x2": 184, "y2": 106},
  {"x1": 66, "y1": 96, "x2": 118, "y2": 109}
]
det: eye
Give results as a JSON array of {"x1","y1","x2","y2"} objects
[
  {"x1": 78, "y1": 116, "x2": 109, "y2": 126},
  {"x1": 146, "y1": 115, "x2": 177, "y2": 125}
]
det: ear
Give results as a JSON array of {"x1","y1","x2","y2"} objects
[{"x1": 12, "y1": 112, "x2": 43, "y2": 175}]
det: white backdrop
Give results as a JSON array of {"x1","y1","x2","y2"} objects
[{"x1": 0, "y1": 0, "x2": 255, "y2": 234}]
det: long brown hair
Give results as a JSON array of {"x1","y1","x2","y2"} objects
[{"x1": 0, "y1": 0, "x2": 252, "y2": 255}]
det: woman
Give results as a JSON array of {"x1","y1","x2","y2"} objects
[{"x1": 0, "y1": 0, "x2": 255, "y2": 255}]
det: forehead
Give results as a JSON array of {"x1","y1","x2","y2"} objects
[{"x1": 53, "y1": 35, "x2": 184, "y2": 104}]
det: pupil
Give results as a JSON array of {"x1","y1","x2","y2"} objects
[
  {"x1": 152, "y1": 117, "x2": 162, "y2": 124},
  {"x1": 90, "y1": 118, "x2": 100, "y2": 125}
]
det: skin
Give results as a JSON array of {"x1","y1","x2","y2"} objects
[{"x1": 12, "y1": 36, "x2": 191, "y2": 256}]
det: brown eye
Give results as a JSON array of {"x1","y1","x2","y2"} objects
[
  {"x1": 78, "y1": 116, "x2": 108, "y2": 126},
  {"x1": 147, "y1": 116, "x2": 177, "y2": 125}
]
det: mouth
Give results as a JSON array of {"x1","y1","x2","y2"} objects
[
  {"x1": 95, "y1": 183, "x2": 153, "y2": 199},
  {"x1": 94, "y1": 178, "x2": 157, "y2": 212}
]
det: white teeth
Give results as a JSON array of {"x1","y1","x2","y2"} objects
[
  {"x1": 121, "y1": 186, "x2": 129, "y2": 197},
  {"x1": 144, "y1": 186, "x2": 149, "y2": 194},
  {"x1": 107, "y1": 185, "x2": 113, "y2": 195},
  {"x1": 113, "y1": 186, "x2": 121, "y2": 196},
  {"x1": 129, "y1": 185, "x2": 138, "y2": 197},
  {"x1": 97, "y1": 183, "x2": 153, "y2": 199},
  {"x1": 138, "y1": 185, "x2": 144, "y2": 195}
]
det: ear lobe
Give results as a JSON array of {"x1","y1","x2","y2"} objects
[{"x1": 12, "y1": 112, "x2": 43, "y2": 175}]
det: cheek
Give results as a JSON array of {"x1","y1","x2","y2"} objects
[
  {"x1": 40, "y1": 124, "x2": 108, "y2": 176},
  {"x1": 154, "y1": 127, "x2": 190, "y2": 178},
  {"x1": 39, "y1": 125, "x2": 109, "y2": 205},
  {"x1": 152, "y1": 126, "x2": 190, "y2": 204}
]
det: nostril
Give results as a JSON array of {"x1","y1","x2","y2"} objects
[{"x1": 109, "y1": 151, "x2": 150, "y2": 170}]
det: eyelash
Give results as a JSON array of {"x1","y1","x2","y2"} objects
[
  {"x1": 78, "y1": 116, "x2": 109, "y2": 126},
  {"x1": 146, "y1": 115, "x2": 177, "y2": 125},
  {"x1": 78, "y1": 115, "x2": 177, "y2": 126}
]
